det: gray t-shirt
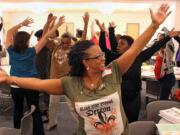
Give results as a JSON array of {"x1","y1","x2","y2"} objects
[{"x1": 61, "y1": 60, "x2": 129, "y2": 135}]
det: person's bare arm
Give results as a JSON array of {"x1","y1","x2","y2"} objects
[
  {"x1": 117, "y1": 3, "x2": 171, "y2": 74},
  {"x1": 81, "y1": 12, "x2": 89, "y2": 41},
  {"x1": 5, "y1": 18, "x2": 33, "y2": 48},
  {"x1": 0, "y1": 67, "x2": 64, "y2": 95},
  {"x1": 91, "y1": 21, "x2": 95, "y2": 38},
  {"x1": 34, "y1": 16, "x2": 65, "y2": 54},
  {"x1": 42, "y1": 13, "x2": 54, "y2": 37}
]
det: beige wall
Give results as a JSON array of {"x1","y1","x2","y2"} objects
[
  {"x1": 2, "y1": 8, "x2": 175, "y2": 44},
  {"x1": 0, "y1": 0, "x2": 179, "y2": 64}
]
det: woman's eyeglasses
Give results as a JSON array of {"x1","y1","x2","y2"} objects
[{"x1": 85, "y1": 52, "x2": 105, "y2": 60}]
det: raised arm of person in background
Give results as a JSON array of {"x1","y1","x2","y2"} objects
[
  {"x1": 34, "y1": 16, "x2": 65, "y2": 54},
  {"x1": 109, "y1": 21, "x2": 118, "y2": 52},
  {"x1": 42, "y1": 13, "x2": 57, "y2": 52},
  {"x1": 140, "y1": 28, "x2": 180, "y2": 62},
  {"x1": 5, "y1": 17, "x2": 34, "y2": 48},
  {"x1": 42, "y1": 13, "x2": 54, "y2": 37},
  {"x1": 96, "y1": 19, "x2": 119, "y2": 65},
  {"x1": 96, "y1": 19, "x2": 107, "y2": 52},
  {"x1": 81, "y1": 12, "x2": 89, "y2": 41},
  {"x1": 117, "y1": 3, "x2": 171, "y2": 74},
  {"x1": 91, "y1": 21, "x2": 95, "y2": 39}
]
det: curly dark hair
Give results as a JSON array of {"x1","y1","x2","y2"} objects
[
  {"x1": 119, "y1": 35, "x2": 134, "y2": 46},
  {"x1": 34, "y1": 29, "x2": 43, "y2": 38},
  {"x1": 13, "y1": 31, "x2": 30, "y2": 53},
  {"x1": 68, "y1": 40, "x2": 94, "y2": 77}
]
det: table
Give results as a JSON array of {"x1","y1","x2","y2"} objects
[
  {"x1": 141, "y1": 65, "x2": 180, "y2": 103},
  {"x1": 141, "y1": 65, "x2": 180, "y2": 80}
]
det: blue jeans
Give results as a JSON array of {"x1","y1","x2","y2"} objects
[{"x1": 158, "y1": 73, "x2": 175, "y2": 100}]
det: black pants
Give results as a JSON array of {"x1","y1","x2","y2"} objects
[
  {"x1": 158, "y1": 73, "x2": 175, "y2": 100},
  {"x1": 10, "y1": 87, "x2": 45, "y2": 135},
  {"x1": 122, "y1": 91, "x2": 141, "y2": 123}
]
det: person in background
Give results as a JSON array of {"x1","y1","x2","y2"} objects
[
  {"x1": 4, "y1": 16, "x2": 65, "y2": 135},
  {"x1": 34, "y1": 29, "x2": 51, "y2": 123},
  {"x1": 175, "y1": 34, "x2": 180, "y2": 87},
  {"x1": 95, "y1": 19, "x2": 179, "y2": 123},
  {"x1": 42, "y1": 13, "x2": 73, "y2": 131},
  {"x1": 154, "y1": 27, "x2": 180, "y2": 100}
]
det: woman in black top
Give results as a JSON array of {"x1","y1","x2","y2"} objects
[{"x1": 96, "y1": 20, "x2": 179, "y2": 122}]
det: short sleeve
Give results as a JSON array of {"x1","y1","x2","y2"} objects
[
  {"x1": 7, "y1": 45, "x2": 13, "y2": 53},
  {"x1": 106, "y1": 60, "x2": 122, "y2": 84},
  {"x1": 61, "y1": 76, "x2": 80, "y2": 100}
]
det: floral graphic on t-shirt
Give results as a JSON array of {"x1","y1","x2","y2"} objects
[
  {"x1": 75, "y1": 92, "x2": 124, "y2": 135},
  {"x1": 89, "y1": 108, "x2": 117, "y2": 135}
]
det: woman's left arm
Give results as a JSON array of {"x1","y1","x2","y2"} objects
[{"x1": 117, "y1": 3, "x2": 171, "y2": 74}]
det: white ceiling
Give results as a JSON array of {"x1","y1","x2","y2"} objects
[{"x1": 0, "y1": 0, "x2": 176, "y2": 2}]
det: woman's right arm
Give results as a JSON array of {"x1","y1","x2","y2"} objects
[
  {"x1": 109, "y1": 22, "x2": 118, "y2": 52},
  {"x1": 81, "y1": 12, "x2": 89, "y2": 41},
  {"x1": 34, "y1": 16, "x2": 65, "y2": 54},
  {"x1": 0, "y1": 67, "x2": 64, "y2": 95},
  {"x1": 91, "y1": 21, "x2": 95, "y2": 39},
  {"x1": 95, "y1": 19, "x2": 108, "y2": 52},
  {"x1": 5, "y1": 18, "x2": 33, "y2": 48},
  {"x1": 117, "y1": 3, "x2": 171, "y2": 75},
  {"x1": 42, "y1": 13, "x2": 54, "y2": 37}
]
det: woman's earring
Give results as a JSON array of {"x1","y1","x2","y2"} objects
[{"x1": 86, "y1": 66, "x2": 89, "y2": 70}]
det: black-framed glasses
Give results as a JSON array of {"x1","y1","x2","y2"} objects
[{"x1": 85, "y1": 52, "x2": 105, "y2": 60}]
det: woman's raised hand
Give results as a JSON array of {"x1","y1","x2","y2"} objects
[
  {"x1": 83, "y1": 12, "x2": 90, "y2": 24},
  {"x1": 47, "y1": 13, "x2": 54, "y2": 24},
  {"x1": 21, "y1": 17, "x2": 34, "y2": 27},
  {"x1": 57, "y1": 16, "x2": 65, "y2": 26},
  {"x1": 150, "y1": 3, "x2": 171, "y2": 29},
  {"x1": 109, "y1": 21, "x2": 116, "y2": 28},
  {"x1": 169, "y1": 28, "x2": 180, "y2": 38},
  {"x1": 95, "y1": 19, "x2": 105, "y2": 31}
]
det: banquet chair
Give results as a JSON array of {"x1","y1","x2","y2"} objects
[
  {"x1": 129, "y1": 121, "x2": 156, "y2": 135},
  {"x1": 145, "y1": 79, "x2": 160, "y2": 104},
  {"x1": 146, "y1": 100, "x2": 179, "y2": 123},
  {"x1": 0, "y1": 105, "x2": 36, "y2": 135}
]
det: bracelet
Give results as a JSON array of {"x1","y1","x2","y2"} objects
[
  {"x1": 11, "y1": 80, "x2": 18, "y2": 86},
  {"x1": 8, "y1": 76, "x2": 18, "y2": 86}
]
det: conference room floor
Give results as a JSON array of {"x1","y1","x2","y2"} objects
[{"x1": 0, "y1": 83, "x2": 148, "y2": 135}]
